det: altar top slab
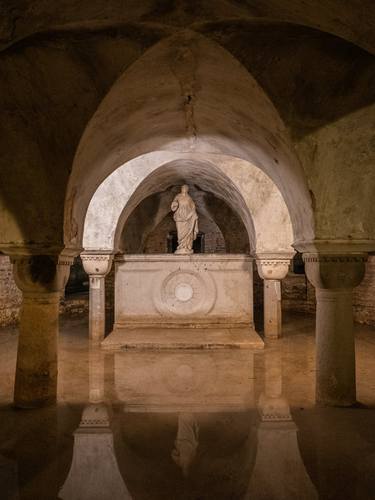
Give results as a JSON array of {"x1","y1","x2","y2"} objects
[{"x1": 115, "y1": 253, "x2": 253, "y2": 262}]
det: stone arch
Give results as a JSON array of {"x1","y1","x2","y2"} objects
[
  {"x1": 64, "y1": 30, "x2": 314, "y2": 252},
  {"x1": 82, "y1": 154, "x2": 294, "y2": 256}
]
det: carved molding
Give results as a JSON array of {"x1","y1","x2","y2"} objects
[
  {"x1": 258, "y1": 394, "x2": 292, "y2": 422},
  {"x1": 258, "y1": 260, "x2": 290, "y2": 266},
  {"x1": 303, "y1": 254, "x2": 367, "y2": 264},
  {"x1": 256, "y1": 259, "x2": 290, "y2": 281},
  {"x1": 294, "y1": 239, "x2": 375, "y2": 254},
  {"x1": 11, "y1": 254, "x2": 73, "y2": 294},
  {"x1": 154, "y1": 269, "x2": 217, "y2": 316},
  {"x1": 81, "y1": 255, "x2": 113, "y2": 261},
  {"x1": 81, "y1": 253, "x2": 113, "y2": 276},
  {"x1": 303, "y1": 253, "x2": 367, "y2": 289}
]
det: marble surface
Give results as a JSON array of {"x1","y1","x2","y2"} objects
[
  {"x1": 102, "y1": 327, "x2": 264, "y2": 351},
  {"x1": 108, "y1": 254, "x2": 258, "y2": 349}
]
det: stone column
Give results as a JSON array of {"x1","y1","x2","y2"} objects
[
  {"x1": 81, "y1": 253, "x2": 113, "y2": 343},
  {"x1": 303, "y1": 253, "x2": 367, "y2": 406},
  {"x1": 11, "y1": 252, "x2": 73, "y2": 408},
  {"x1": 256, "y1": 257, "x2": 291, "y2": 339},
  {"x1": 88, "y1": 347, "x2": 105, "y2": 403}
]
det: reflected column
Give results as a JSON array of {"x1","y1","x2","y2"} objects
[
  {"x1": 81, "y1": 252, "x2": 113, "y2": 343},
  {"x1": 256, "y1": 255, "x2": 292, "y2": 338},
  {"x1": 246, "y1": 346, "x2": 318, "y2": 499}
]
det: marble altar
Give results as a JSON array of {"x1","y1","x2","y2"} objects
[{"x1": 102, "y1": 254, "x2": 263, "y2": 349}]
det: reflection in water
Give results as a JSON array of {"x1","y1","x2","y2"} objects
[
  {"x1": 246, "y1": 346, "x2": 318, "y2": 500},
  {"x1": 55, "y1": 345, "x2": 319, "y2": 499},
  {"x1": 58, "y1": 404, "x2": 132, "y2": 500},
  {"x1": 171, "y1": 413, "x2": 199, "y2": 477},
  {"x1": 0, "y1": 454, "x2": 19, "y2": 500}
]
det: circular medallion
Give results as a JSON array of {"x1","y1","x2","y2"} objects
[
  {"x1": 153, "y1": 268, "x2": 216, "y2": 316},
  {"x1": 174, "y1": 283, "x2": 194, "y2": 302},
  {"x1": 156, "y1": 355, "x2": 216, "y2": 394}
]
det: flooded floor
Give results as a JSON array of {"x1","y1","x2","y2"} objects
[{"x1": 1, "y1": 313, "x2": 375, "y2": 499}]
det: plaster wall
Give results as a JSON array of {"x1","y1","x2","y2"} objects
[
  {"x1": 296, "y1": 105, "x2": 375, "y2": 241},
  {"x1": 67, "y1": 33, "x2": 312, "y2": 252}
]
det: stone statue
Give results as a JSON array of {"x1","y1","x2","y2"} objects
[
  {"x1": 171, "y1": 185, "x2": 199, "y2": 254},
  {"x1": 171, "y1": 413, "x2": 199, "y2": 477}
]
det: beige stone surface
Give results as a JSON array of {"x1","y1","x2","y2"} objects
[
  {"x1": 112, "y1": 254, "x2": 254, "y2": 328},
  {"x1": 102, "y1": 326, "x2": 263, "y2": 351},
  {"x1": 304, "y1": 253, "x2": 367, "y2": 406},
  {"x1": 114, "y1": 349, "x2": 255, "y2": 411},
  {"x1": 81, "y1": 153, "x2": 295, "y2": 255}
]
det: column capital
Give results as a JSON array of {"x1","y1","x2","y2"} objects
[
  {"x1": 256, "y1": 257, "x2": 291, "y2": 281},
  {"x1": 258, "y1": 393, "x2": 292, "y2": 422},
  {"x1": 303, "y1": 252, "x2": 367, "y2": 289},
  {"x1": 11, "y1": 251, "x2": 74, "y2": 295},
  {"x1": 81, "y1": 252, "x2": 113, "y2": 276}
]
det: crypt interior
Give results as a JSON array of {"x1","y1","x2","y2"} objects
[{"x1": 0, "y1": 1, "x2": 375, "y2": 499}]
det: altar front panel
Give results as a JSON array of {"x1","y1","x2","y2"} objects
[{"x1": 113, "y1": 254, "x2": 254, "y2": 329}]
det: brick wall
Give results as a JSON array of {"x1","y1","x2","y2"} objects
[
  {"x1": 282, "y1": 255, "x2": 375, "y2": 326},
  {"x1": 0, "y1": 255, "x2": 22, "y2": 326},
  {"x1": 143, "y1": 214, "x2": 226, "y2": 254},
  {"x1": 0, "y1": 254, "x2": 90, "y2": 327}
]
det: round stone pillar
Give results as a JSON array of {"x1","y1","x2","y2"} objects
[
  {"x1": 303, "y1": 253, "x2": 367, "y2": 406},
  {"x1": 11, "y1": 252, "x2": 73, "y2": 408},
  {"x1": 81, "y1": 253, "x2": 113, "y2": 343},
  {"x1": 256, "y1": 257, "x2": 291, "y2": 339}
]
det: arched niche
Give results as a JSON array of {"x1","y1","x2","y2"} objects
[
  {"x1": 142, "y1": 211, "x2": 227, "y2": 255},
  {"x1": 64, "y1": 31, "x2": 314, "y2": 252},
  {"x1": 121, "y1": 185, "x2": 249, "y2": 254}
]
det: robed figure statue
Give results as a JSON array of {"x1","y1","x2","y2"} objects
[{"x1": 171, "y1": 185, "x2": 199, "y2": 254}]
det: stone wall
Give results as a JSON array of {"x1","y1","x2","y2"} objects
[
  {"x1": 0, "y1": 254, "x2": 90, "y2": 327},
  {"x1": 282, "y1": 255, "x2": 375, "y2": 326},
  {"x1": 353, "y1": 256, "x2": 375, "y2": 325},
  {"x1": 105, "y1": 263, "x2": 115, "y2": 334},
  {"x1": 0, "y1": 255, "x2": 22, "y2": 326}
]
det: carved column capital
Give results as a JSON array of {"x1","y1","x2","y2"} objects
[
  {"x1": 256, "y1": 259, "x2": 291, "y2": 281},
  {"x1": 258, "y1": 393, "x2": 292, "y2": 422},
  {"x1": 11, "y1": 252, "x2": 74, "y2": 296},
  {"x1": 303, "y1": 253, "x2": 367, "y2": 290},
  {"x1": 81, "y1": 252, "x2": 113, "y2": 277}
]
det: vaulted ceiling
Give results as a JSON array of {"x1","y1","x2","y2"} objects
[{"x1": 0, "y1": 1, "x2": 374, "y2": 253}]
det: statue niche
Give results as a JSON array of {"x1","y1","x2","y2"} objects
[{"x1": 171, "y1": 185, "x2": 199, "y2": 255}]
